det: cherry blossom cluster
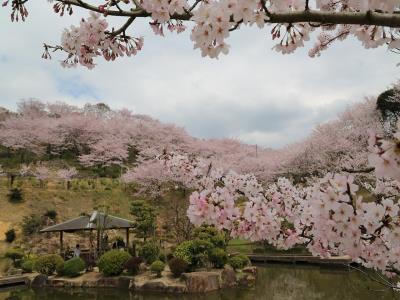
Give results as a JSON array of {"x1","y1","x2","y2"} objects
[
  {"x1": 142, "y1": 0, "x2": 188, "y2": 23},
  {"x1": 3, "y1": 0, "x2": 400, "y2": 65},
  {"x1": 57, "y1": 167, "x2": 78, "y2": 181},
  {"x1": 368, "y1": 127, "x2": 400, "y2": 182},
  {"x1": 190, "y1": 0, "x2": 268, "y2": 58},
  {"x1": 151, "y1": 151, "x2": 400, "y2": 287},
  {"x1": 54, "y1": 12, "x2": 143, "y2": 69},
  {"x1": 33, "y1": 164, "x2": 52, "y2": 181}
]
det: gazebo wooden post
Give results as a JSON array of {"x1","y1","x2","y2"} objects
[
  {"x1": 126, "y1": 228, "x2": 130, "y2": 251},
  {"x1": 60, "y1": 231, "x2": 64, "y2": 257},
  {"x1": 96, "y1": 229, "x2": 100, "y2": 253}
]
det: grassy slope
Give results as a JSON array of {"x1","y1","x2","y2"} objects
[{"x1": 0, "y1": 177, "x2": 134, "y2": 271}]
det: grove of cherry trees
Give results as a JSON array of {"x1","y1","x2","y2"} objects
[
  {"x1": 3, "y1": 0, "x2": 400, "y2": 68},
  {"x1": 0, "y1": 86, "x2": 400, "y2": 292}
]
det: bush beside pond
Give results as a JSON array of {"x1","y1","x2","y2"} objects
[
  {"x1": 168, "y1": 257, "x2": 188, "y2": 277},
  {"x1": 150, "y1": 260, "x2": 165, "y2": 277},
  {"x1": 98, "y1": 250, "x2": 131, "y2": 276},
  {"x1": 34, "y1": 254, "x2": 64, "y2": 275},
  {"x1": 228, "y1": 254, "x2": 250, "y2": 270},
  {"x1": 59, "y1": 257, "x2": 86, "y2": 277}
]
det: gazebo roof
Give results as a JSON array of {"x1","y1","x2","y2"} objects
[{"x1": 40, "y1": 211, "x2": 134, "y2": 233}]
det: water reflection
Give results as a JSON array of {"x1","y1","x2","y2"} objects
[{"x1": 0, "y1": 265, "x2": 399, "y2": 300}]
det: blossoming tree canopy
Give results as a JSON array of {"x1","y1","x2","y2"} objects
[{"x1": 3, "y1": 1, "x2": 400, "y2": 68}]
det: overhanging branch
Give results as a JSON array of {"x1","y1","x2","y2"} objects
[{"x1": 54, "y1": 1, "x2": 400, "y2": 28}]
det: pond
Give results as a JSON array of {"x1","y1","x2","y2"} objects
[{"x1": 0, "y1": 264, "x2": 399, "y2": 300}]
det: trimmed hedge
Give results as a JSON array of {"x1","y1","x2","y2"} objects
[
  {"x1": 228, "y1": 254, "x2": 250, "y2": 270},
  {"x1": 124, "y1": 257, "x2": 143, "y2": 275},
  {"x1": 98, "y1": 250, "x2": 131, "y2": 276},
  {"x1": 209, "y1": 248, "x2": 228, "y2": 269},
  {"x1": 4, "y1": 248, "x2": 24, "y2": 266},
  {"x1": 34, "y1": 254, "x2": 64, "y2": 275},
  {"x1": 139, "y1": 241, "x2": 160, "y2": 264},
  {"x1": 168, "y1": 257, "x2": 188, "y2": 277},
  {"x1": 60, "y1": 257, "x2": 85, "y2": 277},
  {"x1": 150, "y1": 260, "x2": 165, "y2": 277},
  {"x1": 21, "y1": 259, "x2": 36, "y2": 273}
]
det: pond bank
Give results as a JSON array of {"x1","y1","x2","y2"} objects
[
  {"x1": 25, "y1": 266, "x2": 257, "y2": 294},
  {"x1": 1, "y1": 264, "x2": 398, "y2": 300}
]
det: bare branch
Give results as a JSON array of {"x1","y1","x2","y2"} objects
[
  {"x1": 108, "y1": 16, "x2": 136, "y2": 37},
  {"x1": 342, "y1": 167, "x2": 375, "y2": 174}
]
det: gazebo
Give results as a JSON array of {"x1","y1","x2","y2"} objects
[{"x1": 40, "y1": 211, "x2": 135, "y2": 258}]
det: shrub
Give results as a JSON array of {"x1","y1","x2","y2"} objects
[
  {"x1": 21, "y1": 258, "x2": 36, "y2": 273},
  {"x1": 150, "y1": 260, "x2": 165, "y2": 277},
  {"x1": 168, "y1": 257, "x2": 188, "y2": 277},
  {"x1": 21, "y1": 214, "x2": 42, "y2": 236},
  {"x1": 209, "y1": 248, "x2": 228, "y2": 269},
  {"x1": 34, "y1": 254, "x2": 64, "y2": 275},
  {"x1": 60, "y1": 257, "x2": 85, "y2": 277},
  {"x1": 173, "y1": 239, "x2": 213, "y2": 270},
  {"x1": 124, "y1": 257, "x2": 143, "y2": 276},
  {"x1": 190, "y1": 239, "x2": 214, "y2": 268},
  {"x1": 5, "y1": 228, "x2": 16, "y2": 243},
  {"x1": 98, "y1": 250, "x2": 131, "y2": 276},
  {"x1": 173, "y1": 241, "x2": 193, "y2": 265},
  {"x1": 193, "y1": 225, "x2": 227, "y2": 249},
  {"x1": 7, "y1": 188, "x2": 23, "y2": 203},
  {"x1": 139, "y1": 241, "x2": 160, "y2": 264},
  {"x1": 228, "y1": 254, "x2": 250, "y2": 270},
  {"x1": 44, "y1": 210, "x2": 57, "y2": 220},
  {"x1": 4, "y1": 248, "x2": 24, "y2": 265}
]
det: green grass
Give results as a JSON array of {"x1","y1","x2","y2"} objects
[
  {"x1": 227, "y1": 239, "x2": 310, "y2": 255},
  {"x1": 227, "y1": 238, "x2": 254, "y2": 254}
]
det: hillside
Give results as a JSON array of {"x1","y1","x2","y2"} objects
[{"x1": 0, "y1": 174, "x2": 189, "y2": 274}]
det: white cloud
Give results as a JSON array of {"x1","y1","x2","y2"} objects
[{"x1": 0, "y1": 2, "x2": 399, "y2": 148}]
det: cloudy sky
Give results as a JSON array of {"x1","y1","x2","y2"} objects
[{"x1": 0, "y1": 2, "x2": 399, "y2": 148}]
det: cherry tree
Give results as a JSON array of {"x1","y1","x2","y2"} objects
[
  {"x1": 3, "y1": 0, "x2": 400, "y2": 68},
  {"x1": 57, "y1": 166, "x2": 78, "y2": 189},
  {"x1": 33, "y1": 164, "x2": 52, "y2": 188},
  {"x1": 142, "y1": 147, "x2": 400, "y2": 291}
]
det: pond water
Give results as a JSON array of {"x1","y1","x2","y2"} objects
[{"x1": 0, "y1": 264, "x2": 399, "y2": 300}]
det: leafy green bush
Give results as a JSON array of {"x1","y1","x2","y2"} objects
[
  {"x1": 21, "y1": 258, "x2": 36, "y2": 273},
  {"x1": 60, "y1": 257, "x2": 85, "y2": 277},
  {"x1": 139, "y1": 241, "x2": 160, "y2": 264},
  {"x1": 193, "y1": 225, "x2": 227, "y2": 249},
  {"x1": 4, "y1": 248, "x2": 24, "y2": 265},
  {"x1": 44, "y1": 210, "x2": 57, "y2": 220},
  {"x1": 173, "y1": 241, "x2": 193, "y2": 265},
  {"x1": 173, "y1": 239, "x2": 213, "y2": 269},
  {"x1": 150, "y1": 260, "x2": 165, "y2": 277},
  {"x1": 168, "y1": 257, "x2": 188, "y2": 277},
  {"x1": 124, "y1": 257, "x2": 143, "y2": 276},
  {"x1": 228, "y1": 254, "x2": 250, "y2": 270},
  {"x1": 7, "y1": 188, "x2": 23, "y2": 203},
  {"x1": 98, "y1": 250, "x2": 131, "y2": 276},
  {"x1": 5, "y1": 228, "x2": 16, "y2": 243},
  {"x1": 34, "y1": 254, "x2": 64, "y2": 275},
  {"x1": 209, "y1": 248, "x2": 228, "y2": 268},
  {"x1": 190, "y1": 239, "x2": 214, "y2": 268},
  {"x1": 21, "y1": 214, "x2": 42, "y2": 236}
]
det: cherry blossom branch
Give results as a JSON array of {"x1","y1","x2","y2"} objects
[
  {"x1": 108, "y1": 16, "x2": 136, "y2": 37},
  {"x1": 347, "y1": 265, "x2": 399, "y2": 291},
  {"x1": 15, "y1": 0, "x2": 400, "y2": 27}
]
